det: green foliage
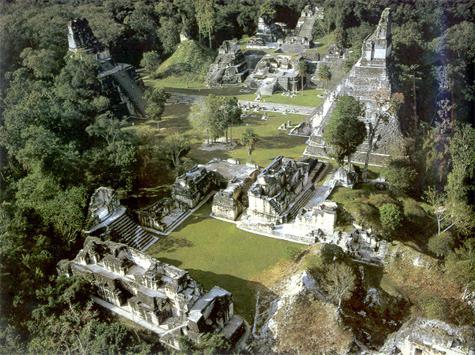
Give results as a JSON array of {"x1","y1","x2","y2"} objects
[
  {"x1": 379, "y1": 203, "x2": 403, "y2": 236},
  {"x1": 140, "y1": 50, "x2": 161, "y2": 73},
  {"x1": 445, "y1": 239, "x2": 475, "y2": 292},
  {"x1": 427, "y1": 232, "x2": 454, "y2": 257},
  {"x1": 259, "y1": 0, "x2": 276, "y2": 24},
  {"x1": 144, "y1": 87, "x2": 169, "y2": 121},
  {"x1": 158, "y1": 133, "x2": 191, "y2": 169},
  {"x1": 346, "y1": 201, "x2": 380, "y2": 231},
  {"x1": 195, "y1": 0, "x2": 216, "y2": 47},
  {"x1": 383, "y1": 159, "x2": 417, "y2": 195},
  {"x1": 323, "y1": 95, "x2": 366, "y2": 166},
  {"x1": 322, "y1": 262, "x2": 356, "y2": 311},
  {"x1": 241, "y1": 128, "x2": 258, "y2": 157},
  {"x1": 320, "y1": 244, "x2": 346, "y2": 265},
  {"x1": 318, "y1": 64, "x2": 331, "y2": 88},
  {"x1": 420, "y1": 296, "x2": 448, "y2": 321}
]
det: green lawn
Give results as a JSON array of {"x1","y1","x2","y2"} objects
[
  {"x1": 147, "y1": 203, "x2": 303, "y2": 322},
  {"x1": 237, "y1": 88, "x2": 325, "y2": 107}
]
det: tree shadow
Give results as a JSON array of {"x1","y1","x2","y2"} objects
[{"x1": 156, "y1": 236, "x2": 194, "y2": 253}]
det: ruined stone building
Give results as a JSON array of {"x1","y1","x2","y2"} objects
[
  {"x1": 380, "y1": 318, "x2": 475, "y2": 355},
  {"x1": 245, "y1": 54, "x2": 304, "y2": 95},
  {"x1": 247, "y1": 17, "x2": 286, "y2": 48},
  {"x1": 206, "y1": 40, "x2": 249, "y2": 87},
  {"x1": 293, "y1": 200, "x2": 337, "y2": 236},
  {"x1": 68, "y1": 18, "x2": 145, "y2": 117},
  {"x1": 246, "y1": 156, "x2": 323, "y2": 224},
  {"x1": 85, "y1": 187, "x2": 158, "y2": 251},
  {"x1": 304, "y1": 8, "x2": 401, "y2": 166},
  {"x1": 281, "y1": 6, "x2": 323, "y2": 53},
  {"x1": 58, "y1": 237, "x2": 245, "y2": 350}
]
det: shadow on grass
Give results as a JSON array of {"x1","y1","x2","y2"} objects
[{"x1": 157, "y1": 236, "x2": 194, "y2": 253}]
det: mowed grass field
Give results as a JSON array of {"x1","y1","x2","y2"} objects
[{"x1": 147, "y1": 203, "x2": 304, "y2": 322}]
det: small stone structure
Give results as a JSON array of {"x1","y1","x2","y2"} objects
[
  {"x1": 380, "y1": 318, "x2": 475, "y2": 355},
  {"x1": 281, "y1": 6, "x2": 323, "y2": 53},
  {"x1": 304, "y1": 8, "x2": 401, "y2": 166},
  {"x1": 245, "y1": 156, "x2": 322, "y2": 224},
  {"x1": 58, "y1": 237, "x2": 245, "y2": 350},
  {"x1": 293, "y1": 200, "x2": 337, "y2": 235},
  {"x1": 206, "y1": 40, "x2": 249, "y2": 87},
  {"x1": 85, "y1": 187, "x2": 158, "y2": 251},
  {"x1": 68, "y1": 18, "x2": 145, "y2": 118},
  {"x1": 245, "y1": 54, "x2": 303, "y2": 95}
]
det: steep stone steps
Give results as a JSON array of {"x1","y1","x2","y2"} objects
[{"x1": 108, "y1": 213, "x2": 158, "y2": 251}]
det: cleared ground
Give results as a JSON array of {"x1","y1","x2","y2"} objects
[{"x1": 147, "y1": 203, "x2": 304, "y2": 322}]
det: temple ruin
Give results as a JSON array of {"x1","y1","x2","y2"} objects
[
  {"x1": 85, "y1": 187, "x2": 158, "y2": 251},
  {"x1": 244, "y1": 54, "x2": 304, "y2": 95},
  {"x1": 58, "y1": 237, "x2": 245, "y2": 350},
  {"x1": 304, "y1": 8, "x2": 401, "y2": 166},
  {"x1": 68, "y1": 18, "x2": 145, "y2": 118},
  {"x1": 247, "y1": 17, "x2": 286, "y2": 48},
  {"x1": 206, "y1": 40, "x2": 249, "y2": 87},
  {"x1": 281, "y1": 6, "x2": 323, "y2": 53}
]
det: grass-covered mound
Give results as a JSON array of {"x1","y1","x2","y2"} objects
[{"x1": 157, "y1": 40, "x2": 215, "y2": 80}]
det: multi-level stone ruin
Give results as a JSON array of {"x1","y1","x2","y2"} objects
[
  {"x1": 304, "y1": 8, "x2": 401, "y2": 166},
  {"x1": 206, "y1": 40, "x2": 249, "y2": 87},
  {"x1": 245, "y1": 54, "x2": 304, "y2": 95},
  {"x1": 85, "y1": 187, "x2": 158, "y2": 251},
  {"x1": 58, "y1": 237, "x2": 245, "y2": 350},
  {"x1": 281, "y1": 6, "x2": 323, "y2": 53},
  {"x1": 247, "y1": 17, "x2": 286, "y2": 48},
  {"x1": 68, "y1": 18, "x2": 145, "y2": 117}
]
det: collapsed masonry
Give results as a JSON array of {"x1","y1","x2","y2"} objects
[
  {"x1": 68, "y1": 18, "x2": 145, "y2": 117},
  {"x1": 380, "y1": 318, "x2": 475, "y2": 355},
  {"x1": 206, "y1": 40, "x2": 250, "y2": 87},
  {"x1": 85, "y1": 187, "x2": 158, "y2": 251},
  {"x1": 244, "y1": 54, "x2": 304, "y2": 95},
  {"x1": 304, "y1": 8, "x2": 402, "y2": 166},
  {"x1": 58, "y1": 237, "x2": 245, "y2": 350}
]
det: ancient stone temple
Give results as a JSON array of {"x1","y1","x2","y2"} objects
[
  {"x1": 304, "y1": 8, "x2": 401, "y2": 166},
  {"x1": 244, "y1": 54, "x2": 303, "y2": 95},
  {"x1": 293, "y1": 200, "x2": 337, "y2": 235},
  {"x1": 172, "y1": 166, "x2": 223, "y2": 210},
  {"x1": 245, "y1": 156, "x2": 322, "y2": 224},
  {"x1": 58, "y1": 237, "x2": 245, "y2": 350},
  {"x1": 68, "y1": 18, "x2": 145, "y2": 118},
  {"x1": 247, "y1": 17, "x2": 286, "y2": 48},
  {"x1": 206, "y1": 40, "x2": 249, "y2": 87},
  {"x1": 281, "y1": 6, "x2": 323, "y2": 53},
  {"x1": 85, "y1": 187, "x2": 158, "y2": 251}
]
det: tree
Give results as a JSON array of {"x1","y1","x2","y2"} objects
[
  {"x1": 241, "y1": 128, "x2": 258, "y2": 159},
  {"x1": 322, "y1": 263, "x2": 356, "y2": 314},
  {"x1": 195, "y1": 0, "x2": 215, "y2": 48},
  {"x1": 379, "y1": 203, "x2": 403, "y2": 237},
  {"x1": 298, "y1": 60, "x2": 307, "y2": 93},
  {"x1": 259, "y1": 0, "x2": 275, "y2": 24},
  {"x1": 159, "y1": 133, "x2": 190, "y2": 169},
  {"x1": 428, "y1": 231, "x2": 454, "y2": 257},
  {"x1": 318, "y1": 64, "x2": 331, "y2": 89},
  {"x1": 144, "y1": 88, "x2": 169, "y2": 127},
  {"x1": 140, "y1": 51, "x2": 161, "y2": 73},
  {"x1": 383, "y1": 158, "x2": 417, "y2": 195},
  {"x1": 323, "y1": 95, "x2": 366, "y2": 166},
  {"x1": 362, "y1": 90, "x2": 404, "y2": 181}
]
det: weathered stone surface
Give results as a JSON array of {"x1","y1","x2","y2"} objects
[
  {"x1": 247, "y1": 18, "x2": 286, "y2": 49},
  {"x1": 304, "y1": 8, "x2": 402, "y2": 166},
  {"x1": 281, "y1": 6, "x2": 323, "y2": 53},
  {"x1": 59, "y1": 237, "x2": 244, "y2": 350},
  {"x1": 206, "y1": 40, "x2": 249, "y2": 87}
]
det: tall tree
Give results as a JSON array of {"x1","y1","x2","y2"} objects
[
  {"x1": 322, "y1": 263, "x2": 356, "y2": 315},
  {"x1": 195, "y1": 0, "x2": 215, "y2": 48},
  {"x1": 318, "y1": 64, "x2": 331, "y2": 90},
  {"x1": 323, "y1": 95, "x2": 366, "y2": 166},
  {"x1": 298, "y1": 60, "x2": 307, "y2": 93},
  {"x1": 159, "y1": 133, "x2": 191, "y2": 169},
  {"x1": 241, "y1": 128, "x2": 258, "y2": 159}
]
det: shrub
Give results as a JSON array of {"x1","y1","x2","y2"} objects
[
  {"x1": 140, "y1": 51, "x2": 161, "y2": 73},
  {"x1": 383, "y1": 159, "x2": 417, "y2": 195},
  {"x1": 427, "y1": 232, "x2": 454, "y2": 257},
  {"x1": 346, "y1": 201, "x2": 380, "y2": 231},
  {"x1": 379, "y1": 203, "x2": 403, "y2": 235},
  {"x1": 320, "y1": 244, "x2": 346, "y2": 264},
  {"x1": 367, "y1": 193, "x2": 397, "y2": 208},
  {"x1": 420, "y1": 296, "x2": 448, "y2": 321}
]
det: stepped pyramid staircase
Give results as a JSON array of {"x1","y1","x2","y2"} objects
[{"x1": 108, "y1": 212, "x2": 158, "y2": 251}]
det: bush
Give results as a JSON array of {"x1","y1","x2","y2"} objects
[
  {"x1": 320, "y1": 244, "x2": 346, "y2": 264},
  {"x1": 346, "y1": 201, "x2": 381, "y2": 231},
  {"x1": 383, "y1": 159, "x2": 417, "y2": 195},
  {"x1": 427, "y1": 232, "x2": 454, "y2": 257},
  {"x1": 367, "y1": 193, "x2": 398, "y2": 208},
  {"x1": 379, "y1": 203, "x2": 403, "y2": 235},
  {"x1": 420, "y1": 296, "x2": 448, "y2": 321},
  {"x1": 140, "y1": 51, "x2": 161, "y2": 73}
]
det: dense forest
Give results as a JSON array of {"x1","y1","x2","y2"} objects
[{"x1": 0, "y1": 0, "x2": 474, "y2": 353}]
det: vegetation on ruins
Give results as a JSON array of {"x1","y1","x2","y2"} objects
[
  {"x1": 1, "y1": 0, "x2": 475, "y2": 352},
  {"x1": 323, "y1": 95, "x2": 367, "y2": 166},
  {"x1": 379, "y1": 203, "x2": 403, "y2": 238},
  {"x1": 317, "y1": 64, "x2": 331, "y2": 89},
  {"x1": 322, "y1": 263, "x2": 356, "y2": 314}
]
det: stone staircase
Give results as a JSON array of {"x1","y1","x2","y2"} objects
[
  {"x1": 109, "y1": 213, "x2": 158, "y2": 251},
  {"x1": 280, "y1": 186, "x2": 315, "y2": 223}
]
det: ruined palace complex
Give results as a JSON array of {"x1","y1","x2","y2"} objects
[
  {"x1": 58, "y1": 237, "x2": 244, "y2": 350},
  {"x1": 304, "y1": 8, "x2": 401, "y2": 166},
  {"x1": 206, "y1": 40, "x2": 249, "y2": 87},
  {"x1": 68, "y1": 18, "x2": 145, "y2": 117}
]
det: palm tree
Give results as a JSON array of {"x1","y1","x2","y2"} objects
[{"x1": 298, "y1": 60, "x2": 308, "y2": 94}]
